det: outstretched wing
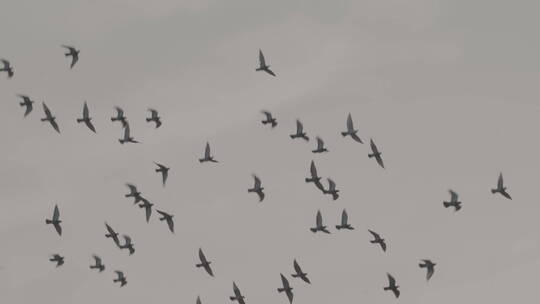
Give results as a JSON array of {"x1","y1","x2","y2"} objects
[
  {"x1": 93, "y1": 254, "x2": 102, "y2": 265},
  {"x1": 341, "y1": 209, "x2": 348, "y2": 225},
  {"x1": 370, "y1": 139, "x2": 379, "y2": 154},
  {"x1": 204, "y1": 142, "x2": 211, "y2": 158},
  {"x1": 53, "y1": 205, "x2": 60, "y2": 221},
  {"x1": 115, "y1": 270, "x2": 125, "y2": 279},
  {"x1": 262, "y1": 111, "x2": 272, "y2": 121},
  {"x1": 42, "y1": 102, "x2": 52, "y2": 117},
  {"x1": 327, "y1": 178, "x2": 336, "y2": 191},
  {"x1": 346, "y1": 113, "x2": 354, "y2": 131},
  {"x1": 310, "y1": 161, "x2": 318, "y2": 177},
  {"x1": 387, "y1": 273, "x2": 396, "y2": 286},
  {"x1": 497, "y1": 173, "x2": 504, "y2": 189},
  {"x1": 258, "y1": 49, "x2": 266, "y2": 66},
  {"x1": 280, "y1": 273, "x2": 290, "y2": 289},
  {"x1": 85, "y1": 120, "x2": 96, "y2": 133},
  {"x1": 0, "y1": 59, "x2": 9, "y2": 68},
  {"x1": 252, "y1": 174, "x2": 261, "y2": 188},
  {"x1": 316, "y1": 210, "x2": 323, "y2": 227},
  {"x1": 368, "y1": 229, "x2": 380, "y2": 240},
  {"x1": 296, "y1": 119, "x2": 303, "y2": 133},
  {"x1": 83, "y1": 102, "x2": 89, "y2": 118},
  {"x1": 123, "y1": 122, "x2": 131, "y2": 138},
  {"x1": 114, "y1": 106, "x2": 124, "y2": 117},
  {"x1": 449, "y1": 190, "x2": 458, "y2": 202},
  {"x1": 316, "y1": 137, "x2": 324, "y2": 149}
]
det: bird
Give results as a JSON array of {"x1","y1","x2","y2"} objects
[
  {"x1": 17, "y1": 95, "x2": 34, "y2": 117},
  {"x1": 0, "y1": 59, "x2": 14, "y2": 78},
  {"x1": 291, "y1": 259, "x2": 310, "y2": 284},
  {"x1": 138, "y1": 197, "x2": 153, "y2": 223},
  {"x1": 196, "y1": 248, "x2": 214, "y2": 277},
  {"x1": 368, "y1": 138, "x2": 384, "y2": 169},
  {"x1": 45, "y1": 204, "x2": 62, "y2": 236},
  {"x1": 156, "y1": 209, "x2": 174, "y2": 233},
  {"x1": 146, "y1": 108, "x2": 162, "y2": 128},
  {"x1": 61, "y1": 45, "x2": 79, "y2": 69},
  {"x1": 76, "y1": 101, "x2": 96, "y2": 133},
  {"x1": 125, "y1": 183, "x2": 143, "y2": 204},
  {"x1": 119, "y1": 122, "x2": 139, "y2": 144},
  {"x1": 154, "y1": 162, "x2": 169, "y2": 187},
  {"x1": 341, "y1": 113, "x2": 363, "y2": 143},
  {"x1": 323, "y1": 178, "x2": 339, "y2": 200},
  {"x1": 247, "y1": 174, "x2": 265, "y2": 202},
  {"x1": 41, "y1": 102, "x2": 60, "y2": 133},
  {"x1": 90, "y1": 255, "x2": 105, "y2": 272},
  {"x1": 199, "y1": 142, "x2": 218, "y2": 163},
  {"x1": 230, "y1": 282, "x2": 246, "y2": 304},
  {"x1": 50, "y1": 254, "x2": 64, "y2": 267},
  {"x1": 261, "y1": 111, "x2": 277, "y2": 128},
  {"x1": 310, "y1": 210, "x2": 330, "y2": 234},
  {"x1": 277, "y1": 273, "x2": 294, "y2": 304},
  {"x1": 113, "y1": 271, "x2": 127, "y2": 287},
  {"x1": 383, "y1": 273, "x2": 400, "y2": 298},
  {"x1": 335, "y1": 209, "x2": 354, "y2": 230},
  {"x1": 419, "y1": 259, "x2": 436, "y2": 281},
  {"x1": 111, "y1": 106, "x2": 127, "y2": 127},
  {"x1": 443, "y1": 190, "x2": 462, "y2": 211},
  {"x1": 119, "y1": 235, "x2": 135, "y2": 255},
  {"x1": 290, "y1": 119, "x2": 309, "y2": 141},
  {"x1": 312, "y1": 136, "x2": 329, "y2": 153},
  {"x1": 305, "y1": 161, "x2": 324, "y2": 192},
  {"x1": 368, "y1": 229, "x2": 387, "y2": 252},
  {"x1": 105, "y1": 223, "x2": 120, "y2": 246},
  {"x1": 491, "y1": 172, "x2": 512, "y2": 200},
  {"x1": 256, "y1": 49, "x2": 276, "y2": 77}
]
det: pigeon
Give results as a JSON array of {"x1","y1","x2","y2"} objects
[
  {"x1": 138, "y1": 198, "x2": 153, "y2": 223},
  {"x1": 305, "y1": 161, "x2": 324, "y2": 192},
  {"x1": 383, "y1": 273, "x2": 400, "y2": 298},
  {"x1": 290, "y1": 119, "x2": 309, "y2": 141},
  {"x1": 312, "y1": 136, "x2": 328, "y2": 153},
  {"x1": 196, "y1": 248, "x2": 214, "y2": 277},
  {"x1": 61, "y1": 45, "x2": 79, "y2": 69},
  {"x1": 368, "y1": 229, "x2": 386, "y2": 252},
  {"x1": 256, "y1": 49, "x2": 276, "y2": 77},
  {"x1": 323, "y1": 178, "x2": 339, "y2": 200},
  {"x1": 113, "y1": 271, "x2": 127, "y2": 287},
  {"x1": 50, "y1": 254, "x2": 64, "y2": 267},
  {"x1": 45, "y1": 204, "x2": 62, "y2": 236},
  {"x1": 119, "y1": 122, "x2": 139, "y2": 144},
  {"x1": 146, "y1": 108, "x2": 162, "y2": 128},
  {"x1": 291, "y1": 259, "x2": 310, "y2": 284},
  {"x1": 261, "y1": 111, "x2": 277, "y2": 128},
  {"x1": 310, "y1": 210, "x2": 330, "y2": 234},
  {"x1": 0, "y1": 59, "x2": 13, "y2": 78},
  {"x1": 277, "y1": 273, "x2": 294, "y2": 304},
  {"x1": 419, "y1": 259, "x2": 436, "y2": 281},
  {"x1": 41, "y1": 102, "x2": 60, "y2": 133},
  {"x1": 156, "y1": 209, "x2": 174, "y2": 233},
  {"x1": 368, "y1": 138, "x2": 384, "y2": 169},
  {"x1": 125, "y1": 183, "x2": 143, "y2": 204},
  {"x1": 443, "y1": 190, "x2": 462, "y2": 211},
  {"x1": 247, "y1": 174, "x2": 265, "y2": 202},
  {"x1": 335, "y1": 209, "x2": 354, "y2": 230},
  {"x1": 199, "y1": 142, "x2": 218, "y2": 163},
  {"x1": 491, "y1": 172, "x2": 512, "y2": 200},
  {"x1": 154, "y1": 162, "x2": 169, "y2": 186},
  {"x1": 230, "y1": 282, "x2": 246, "y2": 304},
  {"x1": 17, "y1": 95, "x2": 34, "y2": 117},
  {"x1": 119, "y1": 235, "x2": 135, "y2": 255},
  {"x1": 90, "y1": 255, "x2": 105, "y2": 272},
  {"x1": 76, "y1": 101, "x2": 96, "y2": 133},
  {"x1": 341, "y1": 113, "x2": 363, "y2": 143},
  {"x1": 111, "y1": 106, "x2": 127, "y2": 127},
  {"x1": 105, "y1": 223, "x2": 120, "y2": 246}
]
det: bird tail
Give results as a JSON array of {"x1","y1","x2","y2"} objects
[
  {"x1": 310, "y1": 228, "x2": 317, "y2": 233},
  {"x1": 335, "y1": 225, "x2": 342, "y2": 230},
  {"x1": 419, "y1": 263, "x2": 426, "y2": 268},
  {"x1": 247, "y1": 188, "x2": 254, "y2": 193},
  {"x1": 368, "y1": 153, "x2": 375, "y2": 158},
  {"x1": 291, "y1": 273, "x2": 299, "y2": 278},
  {"x1": 119, "y1": 139, "x2": 125, "y2": 144},
  {"x1": 443, "y1": 202, "x2": 451, "y2": 208},
  {"x1": 195, "y1": 263, "x2": 203, "y2": 268},
  {"x1": 383, "y1": 287, "x2": 391, "y2": 291},
  {"x1": 290, "y1": 134, "x2": 296, "y2": 139},
  {"x1": 46, "y1": 219, "x2": 52, "y2": 224}
]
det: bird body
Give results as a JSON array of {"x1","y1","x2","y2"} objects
[{"x1": 50, "y1": 254, "x2": 64, "y2": 267}]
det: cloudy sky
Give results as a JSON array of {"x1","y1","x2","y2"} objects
[{"x1": 1, "y1": 0, "x2": 540, "y2": 303}]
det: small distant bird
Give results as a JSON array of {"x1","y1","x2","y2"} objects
[
  {"x1": 196, "y1": 248, "x2": 214, "y2": 277},
  {"x1": 312, "y1": 136, "x2": 328, "y2": 153},
  {"x1": 230, "y1": 282, "x2": 246, "y2": 304},
  {"x1": 119, "y1": 122, "x2": 139, "y2": 144},
  {"x1": 156, "y1": 209, "x2": 174, "y2": 233},
  {"x1": 199, "y1": 142, "x2": 218, "y2": 163},
  {"x1": 291, "y1": 259, "x2": 310, "y2": 284},
  {"x1": 146, "y1": 108, "x2": 162, "y2": 128},
  {"x1": 247, "y1": 174, "x2": 265, "y2": 202},
  {"x1": 154, "y1": 162, "x2": 169, "y2": 186},
  {"x1": 383, "y1": 273, "x2": 400, "y2": 298},
  {"x1": 256, "y1": 49, "x2": 276, "y2": 77},
  {"x1": 419, "y1": 259, "x2": 436, "y2": 281},
  {"x1": 41, "y1": 102, "x2": 60, "y2": 133},
  {"x1": 90, "y1": 255, "x2": 105, "y2": 272},
  {"x1": 305, "y1": 160, "x2": 322, "y2": 184},
  {"x1": 491, "y1": 172, "x2": 512, "y2": 200},
  {"x1": 277, "y1": 273, "x2": 294, "y2": 304},
  {"x1": 138, "y1": 198, "x2": 153, "y2": 223},
  {"x1": 310, "y1": 210, "x2": 330, "y2": 234},
  {"x1": 0, "y1": 59, "x2": 14, "y2": 78},
  {"x1": 45, "y1": 204, "x2": 62, "y2": 236},
  {"x1": 443, "y1": 190, "x2": 462, "y2": 211},
  {"x1": 111, "y1": 106, "x2": 127, "y2": 127},
  {"x1": 261, "y1": 111, "x2": 277, "y2": 128},
  {"x1": 341, "y1": 113, "x2": 363, "y2": 143},
  {"x1": 125, "y1": 183, "x2": 143, "y2": 204},
  {"x1": 119, "y1": 235, "x2": 135, "y2": 255},
  {"x1": 50, "y1": 254, "x2": 64, "y2": 267},
  {"x1": 76, "y1": 101, "x2": 96, "y2": 133},
  {"x1": 368, "y1": 229, "x2": 387, "y2": 252},
  {"x1": 290, "y1": 119, "x2": 309, "y2": 141},
  {"x1": 113, "y1": 271, "x2": 127, "y2": 287},
  {"x1": 335, "y1": 209, "x2": 354, "y2": 230},
  {"x1": 61, "y1": 45, "x2": 79, "y2": 69},
  {"x1": 17, "y1": 95, "x2": 34, "y2": 117},
  {"x1": 368, "y1": 138, "x2": 384, "y2": 169},
  {"x1": 105, "y1": 223, "x2": 120, "y2": 246},
  {"x1": 323, "y1": 178, "x2": 339, "y2": 200}
]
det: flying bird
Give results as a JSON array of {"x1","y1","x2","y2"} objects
[
  {"x1": 277, "y1": 273, "x2": 294, "y2": 304},
  {"x1": 196, "y1": 248, "x2": 214, "y2": 277},
  {"x1": 443, "y1": 190, "x2": 462, "y2": 211},
  {"x1": 368, "y1": 138, "x2": 384, "y2": 169},
  {"x1": 248, "y1": 174, "x2": 265, "y2": 202},
  {"x1": 76, "y1": 101, "x2": 96, "y2": 133},
  {"x1": 368, "y1": 229, "x2": 387, "y2": 252},
  {"x1": 45, "y1": 204, "x2": 62, "y2": 236},
  {"x1": 105, "y1": 223, "x2": 120, "y2": 246},
  {"x1": 230, "y1": 282, "x2": 246, "y2": 304},
  {"x1": 0, "y1": 59, "x2": 13, "y2": 78},
  {"x1": 310, "y1": 210, "x2": 330, "y2": 234},
  {"x1": 50, "y1": 254, "x2": 64, "y2": 267},
  {"x1": 156, "y1": 209, "x2": 174, "y2": 233},
  {"x1": 17, "y1": 95, "x2": 34, "y2": 117},
  {"x1": 113, "y1": 271, "x2": 127, "y2": 287},
  {"x1": 291, "y1": 259, "x2": 310, "y2": 284},
  {"x1": 125, "y1": 183, "x2": 143, "y2": 204},
  {"x1": 111, "y1": 106, "x2": 127, "y2": 127},
  {"x1": 199, "y1": 142, "x2": 218, "y2": 163},
  {"x1": 335, "y1": 209, "x2": 354, "y2": 230},
  {"x1": 305, "y1": 161, "x2": 324, "y2": 192},
  {"x1": 119, "y1": 235, "x2": 135, "y2": 255},
  {"x1": 323, "y1": 178, "x2": 339, "y2": 200},
  {"x1": 154, "y1": 162, "x2": 169, "y2": 186},
  {"x1": 146, "y1": 108, "x2": 162, "y2": 128},
  {"x1": 491, "y1": 172, "x2": 512, "y2": 200},
  {"x1": 61, "y1": 45, "x2": 79, "y2": 68},
  {"x1": 41, "y1": 102, "x2": 60, "y2": 133},
  {"x1": 341, "y1": 113, "x2": 363, "y2": 143},
  {"x1": 261, "y1": 111, "x2": 277, "y2": 128},
  {"x1": 138, "y1": 197, "x2": 153, "y2": 223},
  {"x1": 312, "y1": 136, "x2": 328, "y2": 153},
  {"x1": 256, "y1": 49, "x2": 276, "y2": 77},
  {"x1": 290, "y1": 119, "x2": 309, "y2": 141},
  {"x1": 419, "y1": 259, "x2": 436, "y2": 281},
  {"x1": 90, "y1": 255, "x2": 105, "y2": 272},
  {"x1": 383, "y1": 273, "x2": 400, "y2": 298},
  {"x1": 119, "y1": 122, "x2": 139, "y2": 144}
]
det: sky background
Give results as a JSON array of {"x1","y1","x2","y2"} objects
[{"x1": 1, "y1": 0, "x2": 540, "y2": 303}]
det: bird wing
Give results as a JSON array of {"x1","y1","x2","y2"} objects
[
  {"x1": 252, "y1": 174, "x2": 261, "y2": 188},
  {"x1": 296, "y1": 119, "x2": 303, "y2": 133},
  {"x1": 346, "y1": 113, "x2": 354, "y2": 131},
  {"x1": 123, "y1": 122, "x2": 131, "y2": 138},
  {"x1": 53, "y1": 205, "x2": 60, "y2": 221},
  {"x1": 50, "y1": 119, "x2": 60, "y2": 133},
  {"x1": 93, "y1": 255, "x2": 102, "y2": 265},
  {"x1": 387, "y1": 273, "x2": 395, "y2": 285},
  {"x1": 498, "y1": 173, "x2": 504, "y2": 189},
  {"x1": 265, "y1": 68, "x2": 276, "y2": 76},
  {"x1": 426, "y1": 266, "x2": 434, "y2": 280},
  {"x1": 148, "y1": 108, "x2": 158, "y2": 118},
  {"x1": 293, "y1": 259, "x2": 302, "y2": 274},
  {"x1": 376, "y1": 154, "x2": 385, "y2": 169},
  {"x1": 123, "y1": 235, "x2": 132, "y2": 245},
  {"x1": 166, "y1": 216, "x2": 174, "y2": 233},
  {"x1": 258, "y1": 49, "x2": 266, "y2": 66},
  {"x1": 449, "y1": 190, "x2": 458, "y2": 202},
  {"x1": 204, "y1": 262, "x2": 214, "y2": 276},
  {"x1": 262, "y1": 111, "x2": 272, "y2": 121},
  {"x1": 24, "y1": 102, "x2": 33, "y2": 116},
  {"x1": 70, "y1": 53, "x2": 78, "y2": 68},
  {"x1": 114, "y1": 106, "x2": 124, "y2": 117},
  {"x1": 370, "y1": 139, "x2": 379, "y2": 154},
  {"x1": 327, "y1": 178, "x2": 336, "y2": 191},
  {"x1": 196, "y1": 296, "x2": 201, "y2": 304},
  {"x1": 42, "y1": 102, "x2": 52, "y2": 117},
  {"x1": 285, "y1": 288, "x2": 293, "y2": 303},
  {"x1": 198, "y1": 248, "x2": 207, "y2": 263},
  {"x1": 316, "y1": 210, "x2": 323, "y2": 227},
  {"x1": 82, "y1": 102, "x2": 89, "y2": 118},
  {"x1": 341, "y1": 209, "x2": 348, "y2": 225},
  {"x1": 61, "y1": 45, "x2": 75, "y2": 52},
  {"x1": 204, "y1": 142, "x2": 211, "y2": 158},
  {"x1": 0, "y1": 59, "x2": 8, "y2": 67},
  {"x1": 85, "y1": 120, "x2": 96, "y2": 133},
  {"x1": 310, "y1": 161, "x2": 318, "y2": 177},
  {"x1": 126, "y1": 183, "x2": 137, "y2": 193},
  {"x1": 316, "y1": 137, "x2": 324, "y2": 149},
  {"x1": 350, "y1": 132, "x2": 363, "y2": 143},
  {"x1": 280, "y1": 274, "x2": 290, "y2": 289},
  {"x1": 143, "y1": 202, "x2": 152, "y2": 222},
  {"x1": 368, "y1": 229, "x2": 380, "y2": 240},
  {"x1": 115, "y1": 270, "x2": 124, "y2": 279}
]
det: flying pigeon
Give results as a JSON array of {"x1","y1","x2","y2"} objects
[
  {"x1": 45, "y1": 204, "x2": 62, "y2": 236},
  {"x1": 41, "y1": 102, "x2": 60, "y2": 133},
  {"x1": 290, "y1": 119, "x2": 309, "y2": 141},
  {"x1": 90, "y1": 255, "x2": 105, "y2": 272},
  {"x1": 154, "y1": 162, "x2": 169, "y2": 186},
  {"x1": 125, "y1": 183, "x2": 143, "y2": 204},
  {"x1": 0, "y1": 59, "x2": 13, "y2": 78},
  {"x1": 113, "y1": 270, "x2": 127, "y2": 287},
  {"x1": 196, "y1": 248, "x2": 214, "y2": 277},
  {"x1": 61, "y1": 45, "x2": 79, "y2": 69},
  {"x1": 368, "y1": 138, "x2": 384, "y2": 169},
  {"x1": 383, "y1": 273, "x2": 400, "y2": 298},
  {"x1": 277, "y1": 273, "x2": 294, "y2": 304},
  {"x1": 335, "y1": 209, "x2": 354, "y2": 230},
  {"x1": 119, "y1": 122, "x2": 139, "y2": 144},
  {"x1": 291, "y1": 259, "x2": 310, "y2": 284},
  {"x1": 119, "y1": 235, "x2": 135, "y2": 255},
  {"x1": 368, "y1": 229, "x2": 387, "y2": 252},
  {"x1": 76, "y1": 101, "x2": 96, "y2": 133},
  {"x1": 419, "y1": 259, "x2": 436, "y2": 281},
  {"x1": 443, "y1": 190, "x2": 462, "y2": 211},
  {"x1": 256, "y1": 49, "x2": 276, "y2": 76},
  {"x1": 310, "y1": 210, "x2": 330, "y2": 234},
  {"x1": 261, "y1": 111, "x2": 277, "y2": 128},
  {"x1": 138, "y1": 197, "x2": 153, "y2": 223},
  {"x1": 17, "y1": 94, "x2": 34, "y2": 117},
  {"x1": 111, "y1": 106, "x2": 127, "y2": 127},
  {"x1": 50, "y1": 254, "x2": 64, "y2": 267},
  {"x1": 248, "y1": 174, "x2": 265, "y2": 202},
  {"x1": 312, "y1": 136, "x2": 328, "y2": 153},
  {"x1": 491, "y1": 172, "x2": 511, "y2": 200},
  {"x1": 156, "y1": 209, "x2": 174, "y2": 233},
  {"x1": 323, "y1": 178, "x2": 339, "y2": 200},
  {"x1": 341, "y1": 113, "x2": 362, "y2": 143},
  {"x1": 230, "y1": 282, "x2": 246, "y2": 304}
]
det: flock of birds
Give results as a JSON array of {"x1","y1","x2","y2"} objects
[{"x1": 2, "y1": 47, "x2": 514, "y2": 302}]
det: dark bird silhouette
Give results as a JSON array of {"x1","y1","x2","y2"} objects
[
  {"x1": 156, "y1": 209, "x2": 174, "y2": 233},
  {"x1": 90, "y1": 255, "x2": 105, "y2": 272},
  {"x1": 105, "y1": 223, "x2": 120, "y2": 246},
  {"x1": 76, "y1": 101, "x2": 96, "y2": 133},
  {"x1": 119, "y1": 235, "x2": 135, "y2": 255},
  {"x1": 196, "y1": 248, "x2": 214, "y2": 277},
  {"x1": 277, "y1": 273, "x2": 294, "y2": 304},
  {"x1": 111, "y1": 106, "x2": 127, "y2": 127},
  {"x1": 443, "y1": 190, "x2": 462, "y2": 211},
  {"x1": 261, "y1": 111, "x2": 277, "y2": 128},
  {"x1": 291, "y1": 259, "x2": 310, "y2": 284},
  {"x1": 146, "y1": 108, "x2": 162, "y2": 128},
  {"x1": 0, "y1": 59, "x2": 13, "y2": 78},
  {"x1": 45, "y1": 204, "x2": 62, "y2": 236},
  {"x1": 199, "y1": 142, "x2": 218, "y2": 163},
  {"x1": 419, "y1": 259, "x2": 436, "y2": 281},
  {"x1": 368, "y1": 138, "x2": 384, "y2": 169},
  {"x1": 61, "y1": 45, "x2": 79, "y2": 69},
  {"x1": 310, "y1": 210, "x2": 330, "y2": 234},
  {"x1": 256, "y1": 49, "x2": 276, "y2": 77},
  {"x1": 368, "y1": 229, "x2": 386, "y2": 252},
  {"x1": 290, "y1": 119, "x2": 309, "y2": 141},
  {"x1": 113, "y1": 271, "x2": 127, "y2": 287},
  {"x1": 230, "y1": 282, "x2": 246, "y2": 304},
  {"x1": 125, "y1": 183, "x2": 143, "y2": 204},
  {"x1": 41, "y1": 102, "x2": 60, "y2": 133},
  {"x1": 491, "y1": 172, "x2": 512, "y2": 200},
  {"x1": 119, "y1": 122, "x2": 139, "y2": 144},
  {"x1": 154, "y1": 162, "x2": 169, "y2": 186},
  {"x1": 383, "y1": 273, "x2": 400, "y2": 298},
  {"x1": 17, "y1": 95, "x2": 34, "y2": 117},
  {"x1": 341, "y1": 113, "x2": 363, "y2": 143},
  {"x1": 312, "y1": 136, "x2": 328, "y2": 153},
  {"x1": 138, "y1": 198, "x2": 153, "y2": 223},
  {"x1": 247, "y1": 174, "x2": 265, "y2": 202},
  {"x1": 323, "y1": 178, "x2": 339, "y2": 200},
  {"x1": 335, "y1": 209, "x2": 354, "y2": 230},
  {"x1": 305, "y1": 160, "x2": 321, "y2": 184},
  {"x1": 50, "y1": 254, "x2": 64, "y2": 267}
]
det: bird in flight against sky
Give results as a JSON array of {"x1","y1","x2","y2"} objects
[
  {"x1": 261, "y1": 111, "x2": 277, "y2": 128},
  {"x1": 277, "y1": 273, "x2": 294, "y2": 304},
  {"x1": 305, "y1": 160, "x2": 325, "y2": 193},
  {"x1": 156, "y1": 209, "x2": 174, "y2": 233},
  {"x1": 491, "y1": 172, "x2": 512, "y2": 200},
  {"x1": 154, "y1": 162, "x2": 169, "y2": 187},
  {"x1": 105, "y1": 223, "x2": 120, "y2": 247},
  {"x1": 45, "y1": 204, "x2": 62, "y2": 236},
  {"x1": 76, "y1": 101, "x2": 96, "y2": 133},
  {"x1": 61, "y1": 45, "x2": 79, "y2": 69},
  {"x1": 368, "y1": 138, "x2": 385, "y2": 169},
  {"x1": 113, "y1": 271, "x2": 127, "y2": 287},
  {"x1": 312, "y1": 136, "x2": 329, "y2": 153},
  {"x1": 248, "y1": 174, "x2": 265, "y2": 202},
  {"x1": 341, "y1": 113, "x2": 363, "y2": 143},
  {"x1": 119, "y1": 235, "x2": 135, "y2": 255},
  {"x1": 90, "y1": 255, "x2": 105, "y2": 272},
  {"x1": 196, "y1": 248, "x2": 214, "y2": 277},
  {"x1": 146, "y1": 108, "x2": 162, "y2": 128},
  {"x1": 256, "y1": 49, "x2": 276, "y2": 77},
  {"x1": 443, "y1": 189, "x2": 462, "y2": 211},
  {"x1": 230, "y1": 282, "x2": 246, "y2": 304},
  {"x1": 335, "y1": 209, "x2": 354, "y2": 230},
  {"x1": 384, "y1": 273, "x2": 400, "y2": 298},
  {"x1": 50, "y1": 254, "x2": 64, "y2": 267},
  {"x1": 119, "y1": 121, "x2": 139, "y2": 144},
  {"x1": 199, "y1": 142, "x2": 218, "y2": 163},
  {"x1": 310, "y1": 210, "x2": 330, "y2": 234},
  {"x1": 290, "y1": 119, "x2": 309, "y2": 141},
  {"x1": 138, "y1": 197, "x2": 153, "y2": 223},
  {"x1": 323, "y1": 178, "x2": 339, "y2": 200},
  {"x1": 0, "y1": 59, "x2": 14, "y2": 78},
  {"x1": 291, "y1": 259, "x2": 310, "y2": 284},
  {"x1": 368, "y1": 229, "x2": 387, "y2": 252},
  {"x1": 125, "y1": 183, "x2": 143, "y2": 204},
  {"x1": 17, "y1": 95, "x2": 34, "y2": 117},
  {"x1": 419, "y1": 259, "x2": 436, "y2": 281},
  {"x1": 41, "y1": 102, "x2": 60, "y2": 133},
  {"x1": 111, "y1": 106, "x2": 127, "y2": 127}
]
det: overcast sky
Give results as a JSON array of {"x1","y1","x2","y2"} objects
[{"x1": 1, "y1": 0, "x2": 540, "y2": 303}]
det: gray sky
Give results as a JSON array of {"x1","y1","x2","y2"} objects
[{"x1": 1, "y1": 0, "x2": 540, "y2": 303}]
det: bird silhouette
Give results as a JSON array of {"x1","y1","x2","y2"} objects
[
  {"x1": 341, "y1": 113, "x2": 363, "y2": 143},
  {"x1": 45, "y1": 204, "x2": 62, "y2": 236},
  {"x1": 248, "y1": 174, "x2": 265, "y2": 202},
  {"x1": 125, "y1": 183, "x2": 143, "y2": 204},
  {"x1": 383, "y1": 273, "x2": 400, "y2": 298},
  {"x1": 90, "y1": 255, "x2": 105, "y2": 272},
  {"x1": 113, "y1": 270, "x2": 127, "y2": 287},
  {"x1": 368, "y1": 138, "x2": 384, "y2": 169},
  {"x1": 335, "y1": 209, "x2": 354, "y2": 230},
  {"x1": 443, "y1": 190, "x2": 462, "y2": 211},
  {"x1": 368, "y1": 229, "x2": 387, "y2": 252},
  {"x1": 290, "y1": 119, "x2": 309, "y2": 141},
  {"x1": 199, "y1": 142, "x2": 218, "y2": 163},
  {"x1": 138, "y1": 197, "x2": 153, "y2": 223},
  {"x1": 111, "y1": 106, "x2": 127, "y2": 127},
  {"x1": 156, "y1": 209, "x2": 174, "y2": 233},
  {"x1": 277, "y1": 273, "x2": 294, "y2": 304},
  {"x1": 146, "y1": 108, "x2": 162, "y2": 128},
  {"x1": 230, "y1": 282, "x2": 246, "y2": 304},
  {"x1": 305, "y1": 160, "x2": 322, "y2": 185},
  {"x1": 119, "y1": 235, "x2": 135, "y2": 255},
  {"x1": 76, "y1": 101, "x2": 96, "y2": 133},
  {"x1": 119, "y1": 122, "x2": 139, "y2": 144},
  {"x1": 256, "y1": 49, "x2": 276, "y2": 76},
  {"x1": 105, "y1": 223, "x2": 120, "y2": 247},
  {"x1": 261, "y1": 111, "x2": 277, "y2": 128},
  {"x1": 0, "y1": 59, "x2": 14, "y2": 78},
  {"x1": 312, "y1": 136, "x2": 328, "y2": 153},
  {"x1": 419, "y1": 259, "x2": 436, "y2": 281},
  {"x1": 61, "y1": 45, "x2": 79, "y2": 69},
  {"x1": 491, "y1": 172, "x2": 512, "y2": 200},
  {"x1": 17, "y1": 95, "x2": 34, "y2": 117},
  {"x1": 310, "y1": 210, "x2": 330, "y2": 234},
  {"x1": 196, "y1": 248, "x2": 214, "y2": 277},
  {"x1": 154, "y1": 162, "x2": 169, "y2": 186},
  {"x1": 50, "y1": 254, "x2": 64, "y2": 267},
  {"x1": 291, "y1": 259, "x2": 310, "y2": 284},
  {"x1": 323, "y1": 178, "x2": 339, "y2": 200},
  {"x1": 41, "y1": 102, "x2": 60, "y2": 133}
]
